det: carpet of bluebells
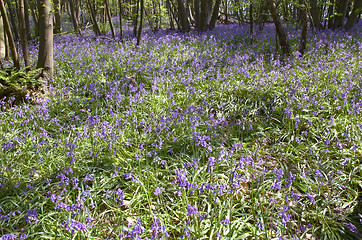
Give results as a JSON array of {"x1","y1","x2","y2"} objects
[{"x1": 0, "y1": 23, "x2": 361, "y2": 239}]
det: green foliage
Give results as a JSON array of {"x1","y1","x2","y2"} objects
[{"x1": 0, "y1": 68, "x2": 41, "y2": 100}]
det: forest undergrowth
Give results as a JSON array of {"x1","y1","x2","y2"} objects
[{"x1": 0, "y1": 23, "x2": 361, "y2": 239}]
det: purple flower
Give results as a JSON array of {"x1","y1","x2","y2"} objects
[
  {"x1": 154, "y1": 187, "x2": 165, "y2": 196},
  {"x1": 279, "y1": 205, "x2": 291, "y2": 225},
  {"x1": 0, "y1": 233, "x2": 18, "y2": 240},
  {"x1": 63, "y1": 218, "x2": 88, "y2": 234},
  {"x1": 187, "y1": 204, "x2": 199, "y2": 216},
  {"x1": 307, "y1": 193, "x2": 315, "y2": 204},
  {"x1": 24, "y1": 209, "x2": 38, "y2": 224},
  {"x1": 343, "y1": 222, "x2": 358, "y2": 233},
  {"x1": 220, "y1": 219, "x2": 230, "y2": 225}
]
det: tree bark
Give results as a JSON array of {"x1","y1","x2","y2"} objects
[
  {"x1": 37, "y1": 0, "x2": 53, "y2": 81},
  {"x1": 334, "y1": 0, "x2": 350, "y2": 28},
  {"x1": 24, "y1": 0, "x2": 31, "y2": 40},
  {"x1": 0, "y1": 14, "x2": 5, "y2": 58},
  {"x1": 299, "y1": 1, "x2": 307, "y2": 56},
  {"x1": 194, "y1": 0, "x2": 200, "y2": 28},
  {"x1": 224, "y1": 0, "x2": 228, "y2": 23},
  {"x1": 105, "y1": 0, "x2": 115, "y2": 38},
  {"x1": 18, "y1": 0, "x2": 30, "y2": 68},
  {"x1": 266, "y1": 0, "x2": 291, "y2": 55},
  {"x1": 166, "y1": 0, "x2": 177, "y2": 29},
  {"x1": 7, "y1": 2, "x2": 19, "y2": 41},
  {"x1": 199, "y1": 0, "x2": 208, "y2": 31},
  {"x1": 310, "y1": 0, "x2": 321, "y2": 29},
  {"x1": 209, "y1": 0, "x2": 222, "y2": 30},
  {"x1": 177, "y1": 0, "x2": 190, "y2": 31},
  {"x1": 54, "y1": 0, "x2": 61, "y2": 34},
  {"x1": 86, "y1": 0, "x2": 101, "y2": 36},
  {"x1": 136, "y1": 0, "x2": 144, "y2": 46},
  {"x1": 0, "y1": 0, "x2": 20, "y2": 69},
  {"x1": 29, "y1": 2, "x2": 39, "y2": 36},
  {"x1": 345, "y1": 0, "x2": 362, "y2": 29},
  {"x1": 133, "y1": 0, "x2": 139, "y2": 37},
  {"x1": 118, "y1": 0, "x2": 123, "y2": 38},
  {"x1": 69, "y1": 0, "x2": 81, "y2": 34},
  {"x1": 250, "y1": 1, "x2": 254, "y2": 34},
  {"x1": 328, "y1": 0, "x2": 335, "y2": 28}
]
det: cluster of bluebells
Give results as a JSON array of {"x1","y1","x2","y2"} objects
[{"x1": 1, "y1": 22, "x2": 361, "y2": 239}]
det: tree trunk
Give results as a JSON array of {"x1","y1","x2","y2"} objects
[
  {"x1": 69, "y1": 0, "x2": 81, "y2": 35},
  {"x1": 54, "y1": 0, "x2": 61, "y2": 34},
  {"x1": 328, "y1": 0, "x2": 335, "y2": 28},
  {"x1": 7, "y1": 2, "x2": 19, "y2": 41},
  {"x1": 29, "y1": 2, "x2": 39, "y2": 36},
  {"x1": 24, "y1": 0, "x2": 31, "y2": 40},
  {"x1": 118, "y1": 0, "x2": 123, "y2": 38},
  {"x1": 18, "y1": 0, "x2": 30, "y2": 68},
  {"x1": 310, "y1": 0, "x2": 321, "y2": 29},
  {"x1": 209, "y1": 0, "x2": 222, "y2": 30},
  {"x1": 105, "y1": 0, "x2": 115, "y2": 38},
  {"x1": 345, "y1": 0, "x2": 362, "y2": 29},
  {"x1": 334, "y1": 0, "x2": 350, "y2": 28},
  {"x1": 133, "y1": 0, "x2": 139, "y2": 37},
  {"x1": 199, "y1": 0, "x2": 208, "y2": 31},
  {"x1": 224, "y1": 0, "x2": 228, "y2": 23},
  {"x1": 136, "y1": 0, "x2": 144, "y2": 46},
  {"x1": 166, "y1": 0, "x2": 177, "y2": 29},
  {"x1": 0, "y1": 14, "x2": 5, "y2": 58},
  {"x1": 87, "y1": 0, "x2": 101, "y2": 36},
  {"x1": 266, "y1": 0, "x2": 291, "y2": 55},
  {"x1": 177, "y1": 0, "x2": 190, "y2": 31},
  {"x1": 0, "y1": 0, "x2": 20, "y2": 69},
  {"x1": 299, "y1": 1, "x2": 307, "y2": 56},
  {"x1": 37, "y1": 0, "x2": 53, "y2": 81},
  {"x1": 194, "y1": 0, "x2": 200, "y2": 28},
  {"x1": 250, "y1": 1, "x2": 254, "y2": 34}
]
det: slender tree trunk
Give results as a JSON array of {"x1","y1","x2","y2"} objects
[
  {"x1": 69, "y1": 0, "x2": 81, "y2": 34},
  {"x1": 334, "y1": 0, "x2": 350, "y2": 28},
  {"x1": 136, "y1": 0, "x2": 144, "y2": 46},
  {"x1": 118, "y1": 0, "x2": 123, "y2": 38},
  {"x1": 0, "y1": 0, "x2": 20, "y2": 69},
  {"x1": 87, "y1": 0, "x2": 101, "y2": 36},
  {"x1": 209, "y1": 0, "x2": 222, "y2": 30},
  {"x1": 266, "y1": 0, "x2": 291, "y2": 55},
  {"x1": 133, "y1": 0, "x2": 139, "y2": 37},
  {"x1": 18, "y1": 0, "x2": 30, "y2": 68},
  {"x1": 250, "y1": 1, "x2": 254, "y2": 34},
  {"x1": 54, "y1": 0, "x2": 61, "y2": 34},
  {"x1": 105, "y1": 0, "x2": 115, "y2": 38},
  {"x1": 177, "y1": 0, "x2": 190, "y2": 31},
  {"x1": 194, "y1": 0, "x2": 200, "y2": 28},
  {"x1": 4, "y1": 30, "x2": 8, "y2": 60},
  {"x1": 24, "y1": 0, "x2": 31, "y2": 40},
  {"x1": 299, "y1": 2, "x2": 307, "y2": 56},
  {"x1": 7, "y1": 2, "x2": 19, "y2": 41},
  {"x1": 199, "y1": 0, "x2": 208, "y2": 31},
  {"x1": 37, "y1": 0, "x2": 53, "y2": 81},
  {"x1": 328, "y1": 0, "x2": 335, "y2": 28},
  {"x1": 0, "y1": 15, "x2": 5, "y2": 58},
  {"x1": 310, "y1": 0, "x2": 321, "y2": 29},
  {"x1": 29, "y1": 2, "x2": 39, "y2": 36},
  {"x1": 224, "y1": 0, "x2": 228, "y2": 23},
  {"x1": 345, "y1": 0, "x2": 362, "y2": 29},
  {"x1": 166, "y1": 0, "x2": 177, "y2": 29}
]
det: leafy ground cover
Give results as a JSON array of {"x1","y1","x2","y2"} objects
[{"x1": 0, "y1": 23, "x2": 361, "y2": 239}]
